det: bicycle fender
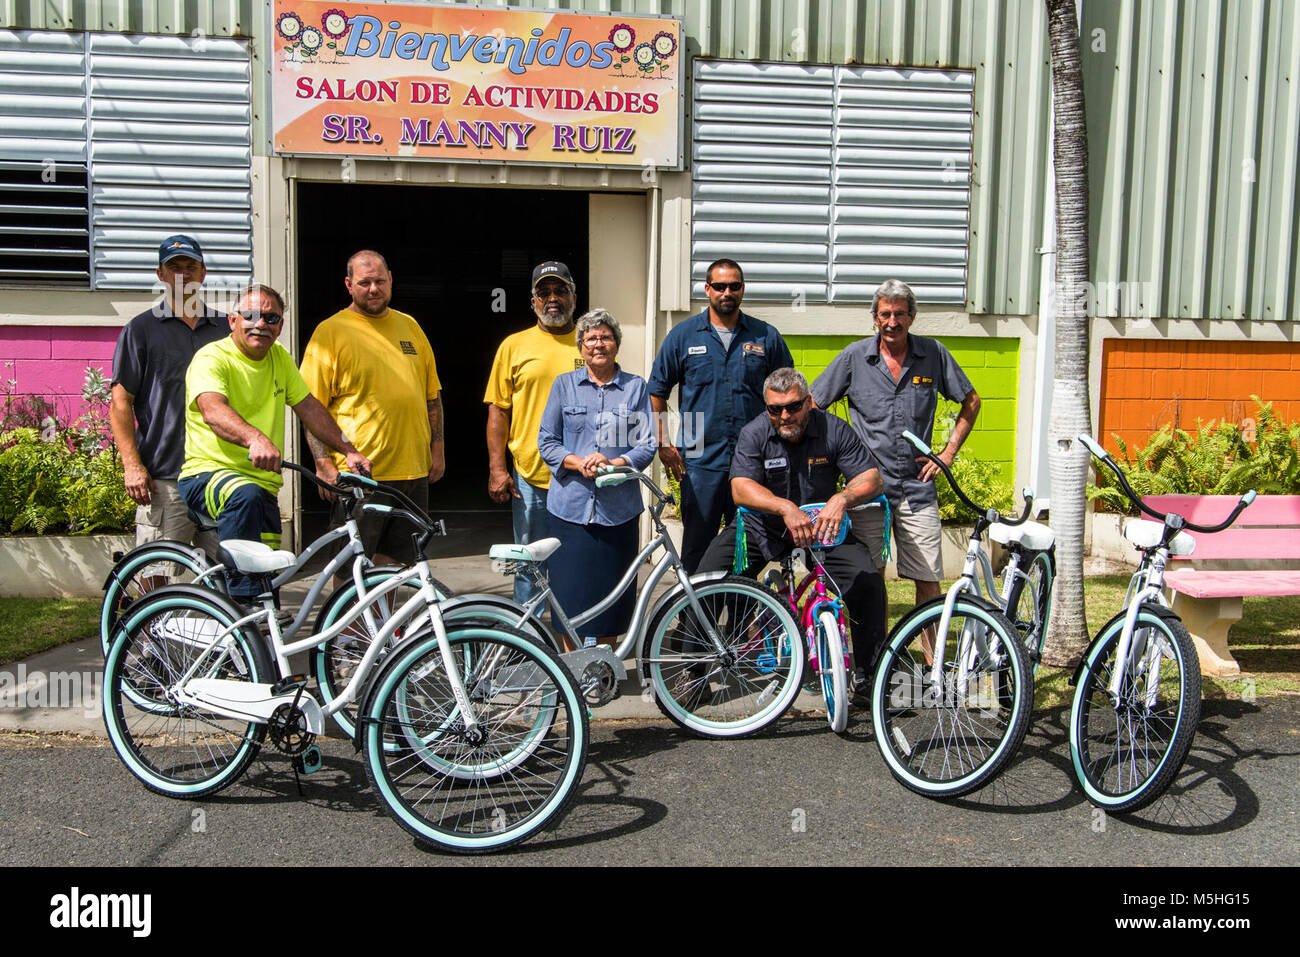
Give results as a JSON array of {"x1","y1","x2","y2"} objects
[
  {"x1": 1069, "y1": 602, "x2": 1184, "y2": 686},
  {"x1": 101, "y1": 540, "x2": 205, "y2": 592}
]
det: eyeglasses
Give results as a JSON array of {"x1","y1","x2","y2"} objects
[
  {"x1": 707, "y1": 281, "x2": 743, "y2": 293},
  {"x1": 765, "y1": 396, "x2": 808, "y2": 416},
  {"x1": 876, "y1": 310, "x2": 911, "y2": 320},
  {"x1": 237, "y1": 309, "x2": 283, "y2": 325},
  {"x1": 583, "y1": 334, "x2": 615, "y2": 345},
  {"x1": 534, "y1": 284, "x2": 572, "y2": 300}
]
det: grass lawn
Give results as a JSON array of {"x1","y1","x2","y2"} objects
[
  {"x1": 0, "y1": 598, "x2": 100, "y2": 666},
  {"x1": 884, "y1": 574, "x2": 1300, "y2": 708}
]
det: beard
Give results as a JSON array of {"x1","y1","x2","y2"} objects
[
  {"x1": 777, "y1": 420, "x2": 808, "y2": 442},
  {"x1": 536, "y1": 303, "x2": 574, "y2": 328}
]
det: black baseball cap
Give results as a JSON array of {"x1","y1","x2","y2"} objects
[
  {"x1": 158, "y1": 234, "x2": 204, "y2": 266},
  {"x1": 531, "y1": 261, "x2": 574, "y2": 290}
]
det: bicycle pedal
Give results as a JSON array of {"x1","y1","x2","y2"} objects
[
  {"x1": 294, "y1": 745, "x2": 323, "y2": 775},
  {"x1": 270, "y1": 674, "x2": 310, "y2": 696}
]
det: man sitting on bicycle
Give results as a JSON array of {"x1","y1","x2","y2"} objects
[{"x1": 696, "y1": 368, "x2": 888, "y2": 693}]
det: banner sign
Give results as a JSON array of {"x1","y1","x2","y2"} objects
[{"x1": 271, "y1": 1, "x2": 682, "y2": 168}]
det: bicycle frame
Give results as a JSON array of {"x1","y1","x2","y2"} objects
[
  {"x1": 773, "y1": 549, "x2": 847, "y2": 669},
  {"x1": 500, "y1": 469, "x2": 731, "y2": 670}
]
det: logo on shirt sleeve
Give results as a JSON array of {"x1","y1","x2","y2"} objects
[{"x1": 400, "y1": 340, "x2": 418, "y2": 356}]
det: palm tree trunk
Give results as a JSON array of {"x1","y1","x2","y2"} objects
[{"x1": 1043, "y1": 0, "x2": 1093, "y2": 666}]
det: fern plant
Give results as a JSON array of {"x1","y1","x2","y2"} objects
[{"x1": 1088, "y1": 396, "x2": 1300, "y2": 513}]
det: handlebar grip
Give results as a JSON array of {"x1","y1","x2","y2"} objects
[
  {"x1": 1077, "y1": 434, "x2": 1107, "y2": 459},
  {"x1": 1021, "y1": 486, "x2": 1035, "y2": 501},
  {"x1": 335, "y1": 470, "x2": 379, "y2": 491},
  {"x1": 901, "y1": 429, "x2": 932, "y2": 455},
  {"x1": 1243, "y1": 489, "x2": 1257, "y2": 506}
]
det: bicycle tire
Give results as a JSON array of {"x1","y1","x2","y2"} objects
[
  {"x1": 1069, "y1": 604, "x2": 1200, "y2": 813},
  {"x1": 1003, "y1": 547, "x2": 1055, "y2": 673},
  {"x1": 643, "y1": 576, "x2": 804, "y2": 739},
  {"x1": 103, "y1": 587, "x2": 272, "y2": 799},
  {"x1": 310, "y1": 568, "x2": 451, "y2": 738},
  {"x1": 871, "y1": 595, "x2": 1032, "y2": 798},
  {"x1": 815, "y1": 607, "x2": 849, "y2": 733},
  {"x1": 362, "y1": 622, "x2": 587, "y2": 854},
  {"x1": 101, "y1": 541, "x2": 217, "y2": 655}
]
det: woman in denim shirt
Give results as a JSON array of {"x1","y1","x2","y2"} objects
[{"x1": 538, "y1": 308, "x2": 656, "y2": 644}]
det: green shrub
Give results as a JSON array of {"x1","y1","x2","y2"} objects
[
  {"x1": 1088, "y1": 395, "x2": 1300, "y2": 514},
  {"x1": 0, "y1": 366, "x2": 135, "y2": 535}
]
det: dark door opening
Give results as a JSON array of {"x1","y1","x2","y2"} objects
[{"x1": 294, "y1": 182, "x2": 588, "y2": 544}]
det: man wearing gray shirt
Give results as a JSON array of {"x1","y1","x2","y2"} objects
[
  {"x1": 811, "y1": 279, "x2": 980, "y2": 609},
  {"x1": 110, "y1": 235, "x2": 227, "y2": 550}
]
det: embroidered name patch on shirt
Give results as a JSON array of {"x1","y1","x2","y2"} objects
[
  {"x1": 743, "y1": 342, "x2": 766, "y2": 356},
  {"x1": 764, "y1": 457, "x2": 788, "y2": 469},
  {"x1": 688, "y1": 345, "x2": 708, "y2": 355}
]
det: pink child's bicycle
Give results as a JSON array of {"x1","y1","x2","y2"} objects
[{"x1": 741, "y1": 497, "x2": 889, "y2": 734}]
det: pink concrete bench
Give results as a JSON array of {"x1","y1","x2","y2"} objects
[{"x1": 1144, "y1": 494, "x2": 1300, "y2": 677}]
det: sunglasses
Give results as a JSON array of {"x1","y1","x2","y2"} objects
[
  {"x1": 766, "y1": 396, "x2": 808, "y2": 416},
  {"x1": 237, "y1": 309, "x2": 283, "y2": 325},
  {"x1": 707, "y1": 281, "x2": 744, "y2": 293}
]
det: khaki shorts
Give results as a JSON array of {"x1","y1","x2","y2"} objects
[
  {"x1": 135, "y1": 478, "x2": 218, "y2": 556},
  {"x1": 849, "y1": 497, "x2": 944, "y2": 583}
]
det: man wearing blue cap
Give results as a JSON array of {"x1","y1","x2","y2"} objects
[{"x1": 110, "y1": 234, "x2": 229, "y2": 550}]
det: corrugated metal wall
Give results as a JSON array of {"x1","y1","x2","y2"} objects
[
  {"x1": 1083, "y1": 0, "x2": 1300, "y2": 322},
  {"x1": 0, "y1": 1, "x2": 253, "y2": 36},
  {"x1": 5, "y1": 0, "x2": 1296, "y2": 320}
]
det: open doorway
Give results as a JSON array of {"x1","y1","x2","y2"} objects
[{"x1": 294, "y1": 182, "x2": 589, "y2": 544}]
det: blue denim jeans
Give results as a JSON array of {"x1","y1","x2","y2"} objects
[{"x1": 511, "y1": 471, "x2": 551, "y2": 606}]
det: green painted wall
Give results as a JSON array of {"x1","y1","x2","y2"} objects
[{"x1": 788, "y1": 335, "x2": 1020, "y2": 484}]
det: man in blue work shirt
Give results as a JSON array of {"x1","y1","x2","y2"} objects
[{"x1": 648, "y1": 259, "x2": 794, "y2": 573}]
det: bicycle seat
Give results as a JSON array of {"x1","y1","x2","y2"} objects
[
  {"x1": 989, "y1": 520, "x2": 1055, "y2": 550},
  {"x1": 1123, "y1": 519, "x2": 1196, "y2": 555},
  {"x1": 489, "y1": 538, "x2": 562, "y2": 563},
  {"x1": 217, "y1": 539, "x2": 297, "y2": 574}
]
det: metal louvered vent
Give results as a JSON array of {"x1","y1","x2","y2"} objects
[
  {"x1": 0, "y1": 29, "x2": 252, "y2": 290},
  {"x1": 0, "y1": 31, "x2": 90, "y2": 283},
  {"x1": 692, "y1": 60, "x2": 973, "y2": 305}
]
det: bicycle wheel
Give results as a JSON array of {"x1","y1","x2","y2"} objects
[
  {"x1": 391, "y1": 634, "x2": 559, "y2": 780},
  {"x1": 1004, "y1": 547, "x2": 1055, "y2": 673},
  {"x1": 362, "y1": 622, "x2": 587, "y2": 854},
  {"x1": 310, "y1": 568, "x2": 451, "y2": 738},
  {"x1": 871, "y1": 596, "x2": 1032, "y2": 798},
  {"x1": 815, "y1": 608, "x2": 849, "y2": 733},
  {"x1": 101, "y1": 542, "x2": 216, "y2": 655},
  {"x1": 1069, "y1": 605, "x2": 1200, "y2": 813},
  {"x1": 643, "y1": 576, "x2": 804, "y2": 738},
  {"x1": 103, "y1": 588, "x2": 272, "y2": 798}
]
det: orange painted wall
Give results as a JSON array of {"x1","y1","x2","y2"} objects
[{"x1": 1098, "y1": 340, "x2": 1300, "y2": 454}]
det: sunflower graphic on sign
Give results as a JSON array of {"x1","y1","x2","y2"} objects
[{"x1": 278, "y1": 7, "x2": 352, "y2": 62}]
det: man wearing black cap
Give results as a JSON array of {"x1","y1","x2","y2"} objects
[
  {"x1": 484, "y1": 261, "x2": 584, "y2": 604},
  {"x1": 110, "y1": 234, "x2": 229, "y2": 550}
]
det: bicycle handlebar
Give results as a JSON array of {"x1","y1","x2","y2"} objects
[
  {"x1": 595, "y1": 464, "x2": 674, "y2": 506},
  {"x1": 277, "y1": 461, "x2": 444, "y2": 537},
  {"x1": 901, "y1": 429, "x2": 1034, "y2": 527},
  {"x1": 1076, "y1": 434, "x2": 1256, "y2": 534}
]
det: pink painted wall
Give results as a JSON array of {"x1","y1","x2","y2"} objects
[{"x1": 0, "y1": 325, "x2": 119, "y2": 425}]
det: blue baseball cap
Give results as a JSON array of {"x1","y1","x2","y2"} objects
[
  {"x1": 158, "y1": 234, "x2": 204, "y2": 266},
  {"x1": 532, "y1": 261, "x2": 574, "y2": 290}
]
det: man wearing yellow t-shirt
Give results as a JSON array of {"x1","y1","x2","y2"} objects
[
  {"x1": 301, "y1": 250, "x2": 443, "y2": 565},
  {"x1": 179, "y1": 284, "x2": 370, "y2": 600},
  {"x1": 485, "y1": 261, "x2": 584, "y2": 604}
]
